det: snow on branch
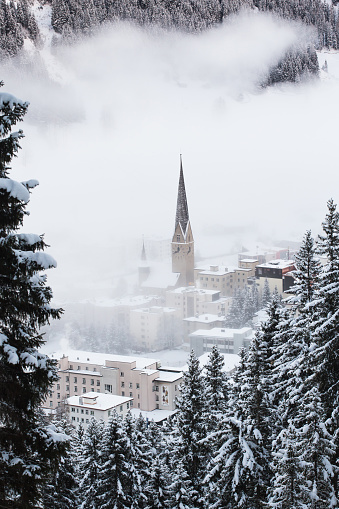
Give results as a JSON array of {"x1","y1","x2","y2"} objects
[{"x1": 0, "y1": 178, "x2": 30, "y2": 203}]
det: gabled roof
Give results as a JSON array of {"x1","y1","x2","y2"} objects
[{"x1": 175, "y1": 155, "x2": 189, "y2": 235}]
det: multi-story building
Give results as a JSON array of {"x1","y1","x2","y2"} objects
[
  {"x1": 194, "y1": 264, "x2": 251, "y2": 297},
  {"x1": 129, "y1": 306, "x2": 180, "y2": 350},
  {"x1": 166, "y1": 286, "x2": 231, "y2": 320},
  {"x1": 255, "y1": 259, "x2": 295, "y2": 295},
  {"x1": 45, "y1": 350, "x2": 182, "y2": 414},
  {"x1": 183, "y1": 313, "x2": 224, "y2": 341},
  {"x1": 189, "y1": 327, "x2": 253, "y2": 356},
  {"x1": 67, "y1": 392, "x2": 132, "y2": 429}
]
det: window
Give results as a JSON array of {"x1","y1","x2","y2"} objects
[
  {"x1": 77, "y1": 417, "x2": 79, "y2": 422},
  {"x1": 81, "y1": 409, "x2": 84, "y2": 414},
  {"x1": 121, "y1": 382, "x2": 125, "y2": 388},
  {"x1": 74, "y1": 386, "x2": 78, "y2": 392},
  {"x1": 81, "y1": 418, "x2": 84, "y2": 423},
  {"x1": 83, "y1": 388, "x2": 86, "y2": 393},
  {"x1": 108, "y1": 410, "x2": 111, "y2": 416},
  {"x1": 86, "y1": 419, "x2": 89, "y2": 423},
  {"x1": 66, "y1": 385, "x2": 69, "y2": 391},
  {"x1": 82, "y1": 378, "x2": 86, "y2": 384},
  {"x1": 129, "y1": 382, "x2": 133, "y2": 388},
  {"x1": 91, "y1": 379, "x2": 94, "y2": 386},
  {"x1": 156, "y1": 395, "x2": 159, "y2": 401},
  {"x1": 77, "y1": 366, "x2": 81, "y2": 370},
  {"x1": 138, "y1": 394, "x2": 140, "y2": 399},
  {"x1": 130, "y1": 401, "x2": 133, "y2": 407},
  {"x1": 72, "y1": 416, "x2": 75, "y2": 421},
  {"x1": 57, "y1": 384, "x2": 60, "y2": 390},
  {"x1": 76, "y1": 408, "x2": 79, "y2": 413},
  {"x1": 49, "y1": 401, "x2": 53, "y2": 407},
  {"x1": 136, "y1": 383, "x2": 140, "y2": 389},
  {"x1": 66, "y1": 376, "x2": 69, "y2": 382},
  {"x1": 176, "y1": 235, "x2": 180, "y2": 242},
  {"x1": 122, "y1": 391, "x2": 125, "y2": 396},
  {"x1": 85, "y1": 367, "x2": 88, "y2": 371},
  {"x1": 91, "y1": 388, "x2": 94, "y2": 392},
  {"x1": 93, "y1": 368, "x2": 97, "y2": 372},
  {"x1": 130, "y1": 392, "x2": 133, "y2": 397},
  {"x1": 57, "y1": 393, "x2": 60, "y2": 399},
  {"x1": 127, "y1": 402, "x2": 129, "y2": 409},
  {"x1": 120, "y1": 372, "x2": 124, "y2": 377},
  {"x1": 90, "y1": 410, "x2": 94, "y2": 415},
  {"x1": 175, "y1": 385, "x2": 178, "y2": 391},
  {"x1": 96, "y1": 380, "x2": 100, "y2": 387},
  {"x1": 86, "y1": 410, "x2": 89, "y2": 415},
  {"x1": 138, "y1": 403, "x2": 140, "y2": 408},
  {"x1": 120, "y1": 405, "x2": 123, "y2": 411},
  {"x1": 74, "y1": 377, "x2": 77, "y2": 383},
  {"x1": 156, "y1": 404, "x2": 159, "y2": 409},
  {"x1": 69, "y1": 365, "x2": 73, "y2": 370},
  {"x1": 105, "y1": 384, "x2": 113, "y2": 393}
]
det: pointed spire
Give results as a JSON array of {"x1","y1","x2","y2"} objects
[
  {"x1": 141, "y1": 236, "x2": 147, "y2": 262},
  {"x1": 175, "y1": 155, "x2": 189, "y2": 235}
]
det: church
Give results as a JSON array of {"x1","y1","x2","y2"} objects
[{"x1": 139, "y1": 156, "x2": 195, "y2": 294}]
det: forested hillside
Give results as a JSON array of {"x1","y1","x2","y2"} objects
[{"x1": 0, "y1": 0, "x2": 336, "y2": 84}]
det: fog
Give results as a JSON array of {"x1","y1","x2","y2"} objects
[{"x1": 1, "y1": 12, "x2": 337, "y2": 301}]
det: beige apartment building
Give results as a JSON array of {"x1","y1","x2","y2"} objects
[
  {"x1": 129, "y1": 306, "x2": 179, "y2": 350},
  {"x1": 183, "y1": 313, "x2": 225, "y2": 340},
  {"x1": 190, "y1": 327, "x2": 253, "y2": 357},
  {"x1": 194, "y1": 265, "x2": 251, "y2": 297},
  {"x1": 166, "y1": 286, "x2": 231, "y2": 320},
  {"x1": 45, "y1": 350, "x2": 182, "y2": 414}
]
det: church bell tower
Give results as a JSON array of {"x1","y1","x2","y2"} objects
[{"x1": 172, "y1": 156, "x2": 194, "y2": 286}]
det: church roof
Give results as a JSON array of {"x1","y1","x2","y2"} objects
[{"x1": 175, "y1": 156, "x2": 189, "y2": 235}]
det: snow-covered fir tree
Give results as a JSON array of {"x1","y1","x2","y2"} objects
[
  {"x1": 79, "y1": 418, "x2": 104, "y2": 509},
  {"x1": 173, "y1": 350, "x2": 208, "y2": 508},
  {"x1": 0, "y1": 83, "x2": 66, "y2": 507}
]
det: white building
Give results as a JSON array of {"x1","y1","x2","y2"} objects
[
  {"x1": 67, "y1": 392, "x2": 132, "y2": 429},
  {"x1": 166, "y1": 286, "x2": 231, "y2": 320},
  {"x1": 189, "y1": 327, "x2": 253, "y2": 356},
  {"x1": 129, "y1": 306, "x2": 179, "y2": 350}
]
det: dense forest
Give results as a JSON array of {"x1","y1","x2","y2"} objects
[{"x1": 0, "y1": 0, "x2": 337, "y2": 84}]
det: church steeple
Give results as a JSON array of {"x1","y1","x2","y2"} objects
[
  {"x1": 175, "y1": 155, "x2": 189, "y2": 237},
  {"x1": 172, "y1": 156, "x2": 194, "y2": 286}
]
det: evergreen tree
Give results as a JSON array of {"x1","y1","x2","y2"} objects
[
  {"x1": 204, "y1": 345, "x2": 229, "y2": 415},
  {"x1": 98, "y1": 411, "x2": 131, "y2": 509},
  {"x1": 261, "y1": 278, "x2": 271, "y2": 307},
  {"x1": 173, "y1": 350, "x2": 208, "y2": 507},
  {"x1": 78, "y1": 418, "x2": 103, "y2": 509},
  {"x1": 0, "y1": 83, "x2": 65, "y2": 507}
]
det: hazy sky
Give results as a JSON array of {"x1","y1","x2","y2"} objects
[{"x1": 1, "y1": 12, "x2": 337, "y2": 300}]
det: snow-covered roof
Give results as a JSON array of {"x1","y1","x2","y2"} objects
[
  {"x1": 67, "y1": 392, "x2": 132, "y2": 411},
  {"x1": 184, "y1": 313, "x2": 223, "y2": 324},
  {"x1": 130, "y1": 408, "x2": 177, "y2": 423},
  {"x1": 239, "y1": 258, "x2": 259, "y2": 263},
  {"x1": 64, "y1": 369, "x2": 102, "y2": 376},
  {"x1": 132, "y1": 306, "x2": 176, "y2": 315},
  {"x1": 142, "y1": 268, "x2": 180, "y2": 289},
  {"x1": 195, "y1": 264, "x2": 251, "y2": 276},
  {"x1": 50, "y1": 350, "x2": 160, "y2": 370},
  {"x1": 168, "y1": 286, "x2": 220, "y2": 296},
  {"x1": 94, "y1": 295, "x2": 158, "y2": 308},
  {"x1": 155, "y1": 370, "x2": 183, "y2": 382},
  {"x1": 256, "y1": 259, "x2": 295, "y2": 269},
  {"x1": 189, "y1": 327, "x2": 252, "y2": 338}
]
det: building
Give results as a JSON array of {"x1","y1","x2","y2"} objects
[
  {"x1": 129, "y1": 306, "x2": 180, "y2": 350},
  {"x1": 166, "y1": 286, "x2": 231, "y2": 320},
  {"x1": 189, "y1": 327, "x2": 253, "y2": 356},
  {"x1": 67, "y1": 392, "x2": 132, "y2": 429},
  {"x1": 194, "y1": 264, "x2": 251, "y2": 297},
  {"x1": 45, "y1": 350, "x2": 183, "y2": 414},
  {"x1": 171, "y1": 156, "x2": 195, "y2": 286},
  {"x1": 183, "y1": 313, "x2": 225, "y2": 341},
  {"x1": 255, "y1": 259, "x2": 295, "y2": 295}
]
